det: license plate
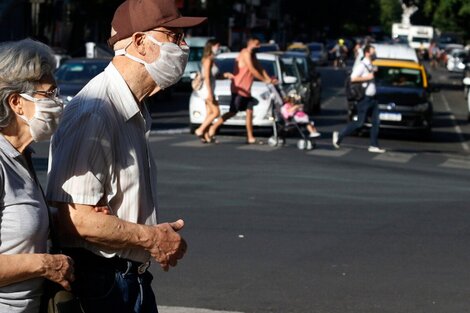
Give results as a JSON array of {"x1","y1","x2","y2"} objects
[{"x1": 380, "y1": 112, "x2": 402, "y2": 121}]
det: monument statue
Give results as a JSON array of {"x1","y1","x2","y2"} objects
[{"x1": 400, "y1": 0, "x2": 418, "y2": 26}]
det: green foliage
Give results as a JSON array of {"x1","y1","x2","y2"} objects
[
  {"x1": 379, "y1": 0, "x2": 402, "y2": 35},
  {"x1": 432, "y1": 0, "x2": 470, "y2": 38}
]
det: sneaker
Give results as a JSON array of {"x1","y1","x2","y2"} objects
[
  {"x1": 368, "y1": 146, "x2": 386, "y2": 153},
  {"x1": 309, "y1": 132, "x2": 321, "y2": 138},
  {"x1": 332, "y1": 131, "x2": 340, "y2": 149}
]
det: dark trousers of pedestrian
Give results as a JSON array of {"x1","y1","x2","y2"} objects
[
  {"x1": 63, "y1": 248, "x2": 158, "y2": 313},
  {"x1": 338, "y1": 96, "x2": 380, "y2": 147}
]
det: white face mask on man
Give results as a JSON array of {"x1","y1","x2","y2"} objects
[
  {"x1": 115, "y1": 34, "x2": 189, "y2": 90},
  {"x1": 18, "y1": 93, "x2": 63, "y2": 142}
]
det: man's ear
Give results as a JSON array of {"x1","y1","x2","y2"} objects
[
  {"x1": 8, "y1": 93, "x2": 23, "y2": 115},
  {"x1": 131, "y1": 32, "x2": 147, "y2": 56}
]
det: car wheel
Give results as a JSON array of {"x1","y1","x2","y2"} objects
[{"x1": 297, "y1": 139, "x2": 307, "y2": 150}]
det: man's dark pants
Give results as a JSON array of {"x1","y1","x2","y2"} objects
[
  {"x1": 64, "y1": 248, "x2": 158, "y2": 313},
  {"x1": 338, "y1": 95, "x2": 380, "y2": 147}
]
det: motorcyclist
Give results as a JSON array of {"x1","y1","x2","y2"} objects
[{"x1": 330, "y1": 38, "x2": 348, "y2": 69}]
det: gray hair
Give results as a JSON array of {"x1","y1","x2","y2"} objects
[{"x1": 0, "y1": 38, "x2": 56, "y2": 128}]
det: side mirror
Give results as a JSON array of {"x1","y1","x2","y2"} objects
[
  {"x1": 283, "y1": 75, "x2": 298, "y2": 84},
  {"x1": 463, "y1": 77, "x2": 470, "y2": 86}
]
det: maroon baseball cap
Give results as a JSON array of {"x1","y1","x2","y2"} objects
[{"x1": 108, "y1": 0, "x2": 207, "y2": 46}]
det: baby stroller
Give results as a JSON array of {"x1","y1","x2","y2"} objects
[{"x1": 266, "y1": 84, "x2": 317, "y2": 150}]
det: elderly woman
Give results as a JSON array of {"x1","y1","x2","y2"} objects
[{"x1": 0, "y1": 39, "x2": 74, "y2": 312}]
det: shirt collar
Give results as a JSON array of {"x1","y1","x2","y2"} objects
[
  {"x1": 0, "y1": 134, "x2": 34, "y2": 158},
  {"x1": 104, "y1": 63, "x2": 141, "y2": 122},
  {"x1": 0, "y1": 134, "x2": 20, "y2": 158}
]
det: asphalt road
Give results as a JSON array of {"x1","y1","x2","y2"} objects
[{"x1": 32, "y1": 61, "x2": 470, "y2": 313}]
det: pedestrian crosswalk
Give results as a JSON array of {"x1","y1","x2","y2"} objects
[
  {"x1": 148, "y1": 135, "x2": 470, "y2": 171},
  {"x1": 440, "y1": 158, "x2": 470, "y2": 170},
  {"x1": 372, "y1": 151, "x2": 417, "y2": 163}
]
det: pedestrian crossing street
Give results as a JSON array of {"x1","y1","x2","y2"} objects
[{"x1": 150, "y1": 135, "x2": 470, "y2": 171}]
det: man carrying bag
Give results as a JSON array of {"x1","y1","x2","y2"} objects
[{"x1": 332, "y1": 44, "x2": 386, "y2": 153}]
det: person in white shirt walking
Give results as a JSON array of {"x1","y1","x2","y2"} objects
[
  {"x1": 46, "y1": 0, "x2": 206, "y2": 312},
  {"x1": 332, "y1": 44, "x2": 386, "y2": 153}
]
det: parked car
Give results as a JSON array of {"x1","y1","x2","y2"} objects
[
  {"x1": 439, "y1": 44, "x2": 464, "y2": 66},
  {"x1": 279, "y1": 51, "x2": 322, "y2": 114},
  {"x1": 463, "y1": 77, "x2": 470, "y2": 121},
  {"x1": 54, "y1": 58, "x2": 111, "y2": 105},
  {"x1": 188, "y1": 52, "x2": 301, "y2": 132},
  {"x1": 306, "y1": 42, "x2": 328, "y2": 66},
  {"x1": 446, "y1": 48, "x2": 468, "y2": 73},
  {"x1": 348, "y1": 58, "x2": 433, "y2": 135},
  {"x1": 287, "y1": 42, "x2": 309, "y2": 54}
]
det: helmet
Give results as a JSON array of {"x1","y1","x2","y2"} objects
[{"x1": 339, "y1": 38, "x2": 344, "y2": 45}]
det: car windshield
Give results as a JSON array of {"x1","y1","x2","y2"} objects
[
  {"x1": 283, "y1": 56, "x2": 308, "y2": 80},
  {"x1": 189, "y1": 47, "x2": 204, "y2": 62},
  {"x1": 280, "y1": 58, "x2": 300, "y2": 83},
  {"x1": 295, "y1": 58, "x2": 309, "y2": 78},
  {"x1": 375, "y1": 66, "x2": 423, "y2": 88},
  {"x1": 215, "y1": 58, "x2": 278, "y2": 80},
  {"x1": 55, "y1": 60, "x2": 108, "y2": 83}
]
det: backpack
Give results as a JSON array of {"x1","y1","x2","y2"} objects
[
  {"x1": 344, "y1": 62, "x2": 371, "y2": 101},
  {"x1": 191, "y1": 71, "x2": 203, "y2": 91},
  {"x1": 345, "y1": 75, "x2": 366, "y2": 101}
]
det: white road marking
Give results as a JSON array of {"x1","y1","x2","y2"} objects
[
  {"x1": 237, "y1": 143, "x2": 279, "y2": 152},
  {"x1": 307, "y1": 148, "x2": 352, "y2": 157},
  {"x1": 440, "y1": 93, "x2": 470, "y2": 152},
  {"x1": 373, "y1": 152, "x2": 416, "y2": 163},
  {"x1": 151, "y1": 128, "x2": 190, "y2": 135},
  {"x1": 440, "y1": 158, "x2": 470, "y2": 170},
  {"x1": 159, "y1": 306, "x2": 244, "y2": 313}
]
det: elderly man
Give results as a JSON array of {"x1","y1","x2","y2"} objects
[{"x1": 46, "y1": 0, "x2": 206, "y2": 312}]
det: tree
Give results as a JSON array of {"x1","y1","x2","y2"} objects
[
  {"x1": 432, "y1": 0, "x2": 470, "y2": 39},
  {"x1": 380, "y1": 0, "x2": 402, "y2": 35}
]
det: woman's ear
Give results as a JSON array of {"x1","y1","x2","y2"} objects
[{"x1": 7, "y1": 93, "x2": 23, "y2": 115}]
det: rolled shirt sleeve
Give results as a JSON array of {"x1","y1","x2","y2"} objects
[{"x1": 47, "y1": 111, "x2": 114, "y2": 206}]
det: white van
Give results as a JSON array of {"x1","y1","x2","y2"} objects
[
  {"x1": 407, "y1": 25, "x2": 434, "y2": 50},
  {"x1": 392, "y1": 23, "x2": 410, "y2": 43}
]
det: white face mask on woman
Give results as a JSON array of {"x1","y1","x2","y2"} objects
[
  {"x1": 18, "y1": 93, "x2": 63, "y2": 142},
  {"x1": 116, "y1": 34, "x2": 189, "y2": 90}
]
